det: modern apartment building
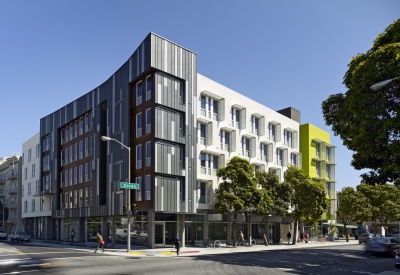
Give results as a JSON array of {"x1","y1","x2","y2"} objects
[
  {"x1": 39, "y1": 33, "x2": 303, "y2": 248},
  {"x1": 0, "y1": 155, "x2": 22, "y2": 234},
  {"x1": 299, "y1": 123, "x2": 337, "y2": 228},
  {"x1": 22, "y1": 133, "x2": 52, "y2": 239}
]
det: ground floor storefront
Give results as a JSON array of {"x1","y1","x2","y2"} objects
[{"x1": 52, "y1": 210, "x2": 293, "y2": 248}]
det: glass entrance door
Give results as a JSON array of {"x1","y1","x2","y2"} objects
[{"x1": 155, "y1": 222, "x2": 164, "y2": 247}]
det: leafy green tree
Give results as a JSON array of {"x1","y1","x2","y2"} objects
[
  {"x1": 357, "y1": 183, "x2": 400, "y2": 235},
  {"x1": 309, "y1": 223, "x2": 320, "y2": 243},
  {"x1": 255, "y1": 170, "x2": 291, "y2": 246},
  {"x1": 321, "y1": 19, "x2": 400, "y2": 186},
  {"x1": 284, "y1": 166, "x2": 328, "y2": 245},
  {"x1": 328, "y1": 222, "x2": 338, "y2": 240},
  {"x1": 214, "y1": 156, "x2": 257, "y2": 248},
  {"x1": 336, "y1": 187, "x2": 371, "y2": 242}
]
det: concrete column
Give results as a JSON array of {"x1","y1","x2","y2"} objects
[
  {"x1": 210, "y1": 98, "x2": 214, "y2": 119},
  {"x1": 203, "y1": 210, "x2": 208, "y2": 246},
  {"x1": 147, "y1": 209, "x2": 155, "y2": 248},
  {"x1": 178, "y1": 214, "x2": 185, "y2": 248}
]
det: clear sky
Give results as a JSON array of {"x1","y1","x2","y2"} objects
[{"x1": 1, "y1": 0, "x2": 399, "y2": 190}]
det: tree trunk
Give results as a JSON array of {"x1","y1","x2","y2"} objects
[
  {"x1": 344, "y1": 225, "x2": 349, "y2": 242},
  {"x1": 292, "y1": 219, "x2": 298, "y2": 245},
  {"x1": 232, "y1": 212, "x2": 237, "y2": 248},
  {"x1": 259, "y1": 215, "x2": 268, "y2": 246}
]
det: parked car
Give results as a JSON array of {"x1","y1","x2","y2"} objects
[
  {"x1": 9, "y1": 232, "x2": 31, "y2": 242},
  {"x1": 359, "y1": 233, "x2": 375, "y2": 244},
  {"x1": 365, "y1": 237, "x2": 400, "y2": 256},
  {"x1": 0, "y1": 231, "x2": 7, "y2": 240},
  {"x1": 395, "y1": 249, "x2": 400, "y2": 268}
]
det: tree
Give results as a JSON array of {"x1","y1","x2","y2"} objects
[
  {"x1": 321, "y1": 19, "x2": 400, "y2": 186},
  {"x1": 357, "y1": 183, "x2": 400, "y2": 235},
  {"x1": 214, "y1": 156, "x2": 257, "y2": 248},
  {"x1": 328, "y1": 222, "x2": 338, "y2": 241},
  {"x1": 255, "y1": 170, "x2": 291, "y2": 246},
  {"x1": 284, "y1": 166, "x2": 328, "y2": 245},
  {"x1": 336, "y1": 187, "x2": 371, "y2": 242}
]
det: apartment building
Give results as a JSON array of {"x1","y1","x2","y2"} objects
[
  {"x1": 22, "y1": 133, "x2": 52, "y2": 239},
  {"x1": 299, "y1": 123, "x2": 337, "y2": 231},
  {"x1": 195, "y1": 74, "x2": 301, "y2": 244},
  {"x1": 0, "y1": 155, "x2": 22, "y2": 234}
]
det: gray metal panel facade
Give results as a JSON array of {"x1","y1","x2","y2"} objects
[
  {"x1": 41, "y1": 32, "x2": 197, "y2": 218},
  {"x1": 154, "y1": 177, "x2": 179, "y2": 212}
]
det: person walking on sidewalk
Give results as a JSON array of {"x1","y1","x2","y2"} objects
[
  {"x1": 70, "y1": 229, "x2": 75, "y2": 243},
  {"x1": 239, "y1": 231, "x2": 244, "y2": 246},
  {"x1": 175, "y1": 234, "x2": 181, "y2": 255},
  {"x1": 287, "y1": 231, "x2": 292, "y2": 244},
  {"x1": 94, "y1": 232, "x2": 105, "y2": 253}
]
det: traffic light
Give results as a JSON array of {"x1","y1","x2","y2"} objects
[
  {"x1": 133, "y1": 204, "x2": 138, "y2": 215},
  {"x1": 123, "y1": 204, "x2": 128, "y2": 215}
]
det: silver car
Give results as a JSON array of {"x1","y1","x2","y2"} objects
[{"x1": 365, "y1": 237, "x2": 400, "y2": 256}]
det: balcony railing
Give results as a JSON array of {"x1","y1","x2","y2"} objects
[
  {"x1": 43, "y1": 145, "x2": 50, "y2": 152},
  {"x1": 8, "y1": 188, "x2": 17, "y2": 194},
  {"x1": 8, "y1": 170, "x2": 17, "y2": 179}
]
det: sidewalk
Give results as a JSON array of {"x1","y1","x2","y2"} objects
[{"x1": 27, "y1": 239, "x2": 359, "y2": 258}]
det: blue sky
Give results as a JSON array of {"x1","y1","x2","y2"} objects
[{"x1": 1, "y1": 0, "x2": 399, "y2": 190}]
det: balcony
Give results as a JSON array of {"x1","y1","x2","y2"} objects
[
  {"x1": 0, "y1": 176, "x2": 5, "y2": 184},
  {"x1": 43, "y1": 145, "x2": 50, "y2": 152},
  {"x1": 8, "y1": 204, "x2": 17, "y2": 209},
  {"x1": 8, "y1": 188, "x2": 17, "y2": 195},
  {"x1": 8, "y1": 170, "x2": 17, "y2": 180}
]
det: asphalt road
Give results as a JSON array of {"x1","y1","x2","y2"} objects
[{"x1": 0, "y1": 242, "x2": 398, "y2": 275}]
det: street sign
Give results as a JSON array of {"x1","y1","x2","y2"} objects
[
  {"x1": 115, "y1": 190, "x2": 123, "y2": 194},
  {"x1": 120, "y1": 182, "x2": 139, "y2": 189}
]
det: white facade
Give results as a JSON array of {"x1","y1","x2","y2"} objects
[
  {"x1": 195, "y1": 74, "x2": 301, "y2": 210},
  {"x1": 22, "y1": 133, "x2": 51, "y2": 219}
]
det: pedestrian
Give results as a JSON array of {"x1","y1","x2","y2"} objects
[
  {"x1": 94, "y1": 232, "x2": 105, "y2": 253},
  {"x1": 70, "y1": 229, "x2": 75, "y2": 243},
  {"x1": 287, "y1": 231, "x2": 292, "y2": 244},
  {"x1": 175, "y1": 233, "x2": 181, "y2": 255},
  {"x1": 300, "y1": 231, "x2": 304, "y2": 243},
  {"x1": 238, "y1": 231, "x2": 244, "y2": 246}
]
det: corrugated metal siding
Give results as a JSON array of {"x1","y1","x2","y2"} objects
[{"x1": 154, "y1": 177, "x2": 179, "y2": 212}]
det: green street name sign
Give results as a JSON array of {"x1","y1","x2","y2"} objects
[{"x1": 120, "y1": 182, "x2": 139, "y2": 189}]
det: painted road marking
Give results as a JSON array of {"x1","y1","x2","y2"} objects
[{"x1": 0, "y1": 247, "x2": 24, "y2": 254}]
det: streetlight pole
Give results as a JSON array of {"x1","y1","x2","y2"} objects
[
  {"x1": 101, "y1": 136, "x2": 131, "y2": 252},
  {"x1": 370, "y1": 76, "x2": 400, "y2": 91}
]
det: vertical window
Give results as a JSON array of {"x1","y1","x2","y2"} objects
[
  {"x1": 276, "y1": 149, "x2": 283, "y2": 166},
  {"x1": 65, "y1": 193, "x2": 69, "y2": 209},
  {"x1": 69, "y1": 169, "x2": 73, "y2": 186},
  {"x1": 146, "y1": 76, "x2": 151, "y2": 101},
  {"x1": 213, "y1": 100, "x2": 219, "y2": 121},
  {"x1": 79, "y1": 165, "x2": 83, "y2": 183},
  {"x1": 22, "y1": 153, "x2": 24, "y2": 165},
  {"x1": 79, "y1": 141, "x2": 83, "y2": 159},
  {"x1": 85, "y1": 163, "x2": 88, "y2": 182},
  {"x1": 69, "y1": 191, "x2": 73, "y2": 208},
  {"x1": 24, "y1": 167, "x2": 28, "y2": 180},
  {"x1": 235, "y1": 109, "x2": 240, "y2": 129},
  {"x1": 65, "y1": 148, "x2": 68, "y2": 165},
  {"x1": 269, "y1": 123, "x2": 276, "y2": 141},
  {"x1": 74, "y1": 190, "x2": 77, "y2": 208},
  {"x1": 74, "y1": 167, "x2": 77, "y2": 184},
  {"x1": 201, "y1": 96, "x2": 206, "y2": 116},
  {"x1": 212, "y1": 156, "x2": 218, "y2": 176},
  {"x1": 146, "y1": 142, "x2": 151, "y2": 167},
  {"x1": 136, "y1": 82, "x2": 142, "y2": 106},
  {"x1": 284, "y1": 130, "x2": 293, "y2": 148},
  {"x1": 136, "y1": 145, "x2": 142, "y2": 169},
  {"x1": 326, "y1": 147, "x2": 331, "y2": 161},
  {"x1": 75, "y1": 121, "x2": 78, "y2": 137},
  {"x1": 22, "y1": 186, "x2": 24, "y2": 197},
  {"x1": 28, "y1": 149, "x2": 32, "y2": 162},
  {"x1": 85, "y1": 114, "x2": 89, "y2": 132},
  {"x1": 200, "y1": 153, "x2": 206, "y2": 174},
  {"x1": 200, "y1": 124, "x2": 206, "y2": 145},
  {"x1": 242, "y1": 138, "x2": 250, "y2": 157},
  {"x1": 36, "y1": 144, "x2": 40, "y2": 157},
  {"x1": 74, "y1": 143, "x2": 77, "y2": 161},
  {"x1": 136, "y1": 177, "x2": 142, "y2": 201},
  {"x1": 225, "y1": 131, "x2": 230, "y2": 152},
  {"x1": 36, "y1": 180, "x2": 40, "y2": 195},
  {"x1": 261, "y1": 144, "x2": 269, "y2": 162},
  {"x1": 79, "y1": 118, "x2": 83, "y2": 135},
  {"x1": 65, "y1": 126, "x2": 69, "y2": 142},
  {"x1": 28, "y1": 183, "x2": 31, "y2": 196},
  {"x1": 85, "y1": 188, "x2": 88, "y2": 207},
  {"x1": 79, "y1": 189, "x2": 83, "y2": 207},
  {"x1": 254, "y1": 117, "x2": 260, "y2": 135},
  {"x1": 43, "y1": 136, "x2": 50, "y2": 152},
  {"x1": 60, "y1": 171, "x2": 64, "y2": 187},
  {"x1": 316, "y1": 143, "x2": 320, "y2": 157},
  {"x1": 32, "y1": 199, "x2": 35, "y2": 212},
  {"x1": 61, "y1": 129, "x2": 65, "y2": 145},
  {"x1": 43, "y1": 156, "x2": 50, "y2": 171},
  {"x1": 199, "y1": 182, "x2": 206, "y2": 204},
  {"x1": 136, "y1": 113, "x2": 142, "y2": 137},
  {"x1": 291, "y1": 153, "x2": 297, "y2": 166},
  {"x1": 146, "y1": 108, "x2": 151, "y2": 134},
  {"x1": 69, "y1": 124, "x2": 73, "y2": 140},
  {"x1": 65, "y1": 170, "x2": 69, "y2": 186},
  {"x1": 316, "y1": 161, "x2": 320, "y2": 176},
  {"x1": 85, "y1": 138, "x2": 89, "y2": 157},
  {"x1": 145, "y1": 175, "x2": 151, "y2": 200},
  {"x1": 90, "y1": 187, "x2": 92, "y2": 206},
  {"x1": 61, "y1": 150, "x2": 64, "y2": 166},
  {"x1": 69, "y1": 146, "x2": 73, "y2": 163}
]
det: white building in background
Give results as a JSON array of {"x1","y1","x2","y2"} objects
[
  {"x1": 195, "y1": 74, "x2": 302, "y2": 243},
  {"x1": 22, "y1": 132, "x2": 51, "y2": 239}
]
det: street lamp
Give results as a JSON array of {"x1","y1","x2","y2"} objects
[
  {"x1": 101, "y1": 136, "x2": 132, "y2": 252},
  {"x1": 370, "y1": 76, "x2": 400, "y2": 91}
]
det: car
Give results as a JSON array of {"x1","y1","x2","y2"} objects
[
  {"x1": 359, "y1": 233, "x2": 375, "y2": 244},
  {"x1": 365, "y1": 237, "x2": 400, "y2": 256},
  {"x1": 396, "y1": 249, "x2": 400, "y2": 268},
  {"x1": 9, "y1": 232, "x2": 31, "y2": 242},
  {"x1": 0, "y1": 231, "x2": 7, "y2": 240}
]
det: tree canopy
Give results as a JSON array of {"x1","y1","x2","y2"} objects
[
  {"x1": 321, "y1": 19, "x2": 400, "y2": 185},
  {"x1": 284, "y1": 166, "x2": 328, "y2": 244},
  {"x1": 214, "y1": 156, "x2": 258, "y2": 247},
  {"x1": 336, "y1": 187, "x2": 371, "y2": 241}
]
